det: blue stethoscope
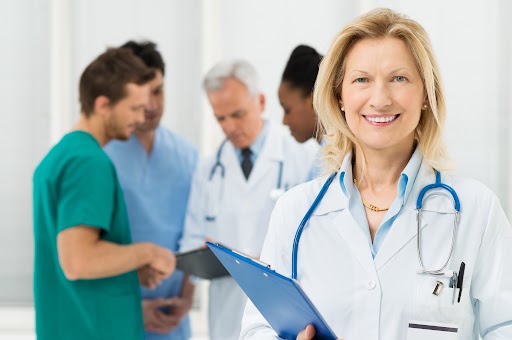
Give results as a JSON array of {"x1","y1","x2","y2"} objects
[
  {"x1": 205, "y1": 139, "x2": 286, "y2": 222},
  {"x1": 291, "y1": 170, "x2": 461, "y2": 280}
]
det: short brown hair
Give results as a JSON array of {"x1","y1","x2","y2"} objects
[{"x1": 79, "y1": 48, "x2": 155, "y2": 116}]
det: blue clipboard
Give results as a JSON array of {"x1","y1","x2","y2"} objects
[{"x1": 207, "y1": 242, "x2": 337, "y2": 340}]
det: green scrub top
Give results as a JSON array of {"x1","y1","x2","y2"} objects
[{"x1": 33, "y1": 131, "x2": 144, "y2": 340}]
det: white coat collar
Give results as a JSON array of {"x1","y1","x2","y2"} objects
[
  {"x1": 309, "y1": 151, "x2": 445, "y2": 272},
  {"x1": 312, "y1": 148, "x2": 425, "y2": 216},
  {"x1": 311, "y1": 151, "x2": 354, "y2": 216},
  {"x1": 257, "y1": 120, "x2": 284, "y2": 161},
  {"x1": 374, "y1": 160, "x2": 437, "y2": 269},
  {"x1": 222, "y1": 120, "x2": 284, "y2": 188}
]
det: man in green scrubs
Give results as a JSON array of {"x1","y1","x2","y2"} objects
[{"x1": 33, "y1": 48, "x2": 177, "y2": 340}]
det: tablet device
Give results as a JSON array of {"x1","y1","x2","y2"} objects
[
  {"x1": 207, "y1": 242, "x2": 337, "y2": 340},
  {"x1": 176, "y1": 245, "x2": 230, "y2": 280}
]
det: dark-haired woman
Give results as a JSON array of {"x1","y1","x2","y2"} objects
[{"x1": 279, "y1": 45, "x2": 323, "y2": 179}]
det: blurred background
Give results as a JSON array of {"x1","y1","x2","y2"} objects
[{"x1": 1, "y1": 0, "x2": 511, "y2": 338}]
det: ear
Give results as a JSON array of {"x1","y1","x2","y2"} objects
[
  {"x1": 94, "y1": 96, "x2": 111, "y2": 116},
  {"x1": 258, "y1": 93, "x2": 266, "y2": 112},
  {"x1": 339, "y1": 98, "x2": 345, "y2": 112},
  {"x1": 307, "y1": 92, "x2": 314, "y2": 108}
]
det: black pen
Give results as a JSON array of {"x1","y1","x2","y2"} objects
[{"x1": 457, "y1": 262, "x2": 465, "y2": 303}]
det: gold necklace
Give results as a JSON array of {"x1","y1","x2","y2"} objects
[{"x1": 353, "y1": 178, "x2": 389, "y2": 212}]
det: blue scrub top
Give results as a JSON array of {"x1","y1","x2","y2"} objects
[{"x1": 105, "y1": 126, "x2": 198, "y2": 340}]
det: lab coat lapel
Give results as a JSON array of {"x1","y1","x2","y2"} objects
[
  {"x1": 223, "y1": 141, "x2": 248, "y2": 187},
  {"x1": 374, "y1": 162, "x2": 436, "y2": 270},
  {"x1": 246, "y1": 122, "x2": 282, "y2": 189},
  {"x1": 313, "y1": 173, "x2": 376, "y2": 274},
  {"x1": 337, "y1": 210, "x2": 377, "y2": 274}
]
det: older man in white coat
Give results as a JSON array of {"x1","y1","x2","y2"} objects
[{"x1": 180, "y1": 60, "x2": 317, "y2": 340}]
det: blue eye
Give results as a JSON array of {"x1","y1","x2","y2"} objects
[
  {"x1": 354, "y1": 77, "x2": 368, "y2": 83},
  {"x1": 393, "y1": 76, "x2": 407, "y2": 82}
]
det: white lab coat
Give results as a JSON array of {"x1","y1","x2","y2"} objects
[
  {"x1": 240, "y1": 157, "x2": 512, "y2": 340},
  {"x1": 180, "y1": 120, "x2": 317, "y2": 340}
]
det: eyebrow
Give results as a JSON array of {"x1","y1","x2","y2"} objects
[
  {"x1": 349, "y1": 67, "x2": 412, "y2": 74},
  {"x1": 215, "y1": 109, "x2": 246, "y2": 119},
  {"x1": 347, "y1": 67, "x2": 412, "y2": 76},
  {"x1": 389, "y1": 67, "x2": 412, "y2": 73},
  {"x1": 348, "y1": 70, "x2": 370, "y2": 75}
]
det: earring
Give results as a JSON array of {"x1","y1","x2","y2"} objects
[
  {"x1": 339, "y1": 99, "x2": 344, "y2": 112},
  {"x1": 422, "y1": 104, "x2": 427, "y2": 110}
]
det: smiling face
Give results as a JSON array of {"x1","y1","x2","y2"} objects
[{"x1": 340, "y1": 37, "x2": 425, "y2": 153}]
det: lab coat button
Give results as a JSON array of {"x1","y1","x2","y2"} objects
[{"x1": 367, "y1": 280, "x2": 376, "y2": 290}]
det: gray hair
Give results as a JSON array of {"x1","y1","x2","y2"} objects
[{"x1": 203, "y1": 60, "x2": 260, "y2": 98}]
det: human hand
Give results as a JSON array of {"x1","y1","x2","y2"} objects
[
  {"x1": 138, "y1": 265, "x2": 164, "y2": 289},
  {"x1": 160, "y1": 294, "x2": 193, "y2": 326},
  {"x1": 296, "y1": 324, "x2": 316, "y2": 340},
  {"x1": 201, "y1": 236, "x2": 215, "y2": 248},
  {"x1": 142, "y1": 298, "x2": 179, "y2": 334},
  {"x1": 148, "y1": 245, "x2": 176, "y2": 279},
  {"x1": 296, "y1": 324, "x2": 343, "y2": 340}
]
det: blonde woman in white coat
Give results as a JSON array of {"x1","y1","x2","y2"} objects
[{"x1": 240, "y1": 8, "x2": 512, "y2": 340}]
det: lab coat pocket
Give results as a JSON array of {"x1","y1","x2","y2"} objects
[
  {"x1": 100, "y1": 293, "x2": 143, "y2": 339},
  {"x1": 413, "y1": 275, "x2": 466, "y2": 325}
]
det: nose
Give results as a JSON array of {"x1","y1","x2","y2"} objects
[
  {"x1": 282, "y1": 113, "x2": 290, "y2": 126},
  {"x1": 369, "y1": 82, "x2": 392, "y2": 110},
  {"x1": 220, "y1": 117, "x2": 235, "y2": 136},
  {"x1": 146, "y1": 95, "x2": 157, "y2": 113},
  {"x1": 135, "y1": 108, "x2": 146, "y2": 124}
]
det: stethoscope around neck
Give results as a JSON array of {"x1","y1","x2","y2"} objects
[
  {"x1": 291, "y1": 170, "x2": 461, "y2": 280},
  {"x1": 205, "y1": 139, "x2": 286, "y2": 222}
]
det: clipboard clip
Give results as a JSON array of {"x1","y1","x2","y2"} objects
[{"x1": 232, "y1": 249, "x2": 272, "y2": 269}]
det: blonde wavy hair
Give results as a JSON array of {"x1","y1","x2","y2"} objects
[{"x1": 314, "y1": 8, "x2": 449, "y2": 173}]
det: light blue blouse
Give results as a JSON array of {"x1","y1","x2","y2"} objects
[{"x1": 338, "y1": 148, "x2": 422, "y2": 257}]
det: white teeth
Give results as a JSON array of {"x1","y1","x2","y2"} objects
[{"x1": 366, "y1": 115, "x2": 397, "y2": 123}]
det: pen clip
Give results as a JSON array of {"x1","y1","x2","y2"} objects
[
  {"x1": 456, "y1": 262, "x2": 465, "y2": 303},
  {"x1": 450, "y1": 272, "x2": 458, "y2": 305}
]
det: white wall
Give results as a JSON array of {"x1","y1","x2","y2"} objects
[
  {"x1": 71, "y1": 0, "x2": 204, "y2": 149},
  {"x1": 0, "y1": 0, "x2": 50, "y2": 303},
  {"x1": 1, "y1": 0, "x2": 511, "y2": 312}
]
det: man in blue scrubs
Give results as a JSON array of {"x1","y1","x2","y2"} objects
[{"x1": 105, "y1": 41, "x2": 198, "y2": 340}]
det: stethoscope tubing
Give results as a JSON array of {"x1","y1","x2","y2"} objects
[
  {"x1": 292, "y1": 172, "x2": 337, "y2": 280},
  {"x1": 206, "y1": 139, "x2": 285, "y2": 222},
  {"x1": 292, "y1": 169, "x2": 461, "y2": 280},
  {"x1": 209, "y1": 139, "x2": 228, "y2": 181},
  {"x1": 416, "y1": 170, "x2": 460, "y2": 275}
]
